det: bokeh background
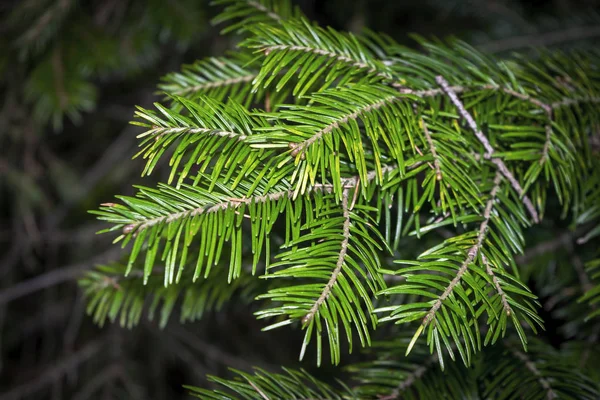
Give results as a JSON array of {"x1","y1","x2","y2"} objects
[{"x1": 1, "y1": 0, "x2": 599, "y2": 398}]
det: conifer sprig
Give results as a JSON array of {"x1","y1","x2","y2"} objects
[{"x1": 86, "y1": 1, "x2": 600, "y2": 395}]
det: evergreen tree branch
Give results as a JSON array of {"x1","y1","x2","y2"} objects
[
  {"x1": 80, "y1": 261, "x2": 259, "y2": 329},
  {"x1": 348, "y1": 337, "x2": 475, "y2": 399},
  {"x1": 261, "y1": 43, "x2": 395, "y2": 83},
  {"x1": 244, "y1": 19, "x2": 397, "y2": 96},
  {"x1": 302, "y1": 188, "x2": 351, "y2": 325},
  {"x1": 120, "y1": 162, "x2": 403, "y2": 236},
  {"x1": 295, "y1": 94, "x2": 399, "y2": 157},
  {"x1": 121, "y1": 188, "x2": 288, "y2": 235},
  {"x1": 436, "y1": 75, "x2": 540, "y2": 223},
  {"x1": 422, "y1": 172, "x2": 503, "y2": 327},
  {"x1": 158, "y1": 55, "x2": 261, "y2": 105},
  {"x1": 88, "y1": 7, "x2": 600, "y2": 385}
]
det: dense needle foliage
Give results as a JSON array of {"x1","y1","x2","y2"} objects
[{"x1": 2, "y1": 0, "x2": 600, "y2": 399}]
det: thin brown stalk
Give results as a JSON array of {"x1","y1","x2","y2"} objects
[
  {"x1": 482, "y1": 253, "x2": 512, "y2": 316},
  {"x1": 421, "y1": 119, "x2": 442, "y2": 180},
  {"x1": 435, "y1": 75, "x2": 539, "y2": 223},
  {"x1": 515, "y1": 228, "x2": 585, "y2": 265}
]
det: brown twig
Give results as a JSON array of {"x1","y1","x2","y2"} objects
[
  {"x1": 436, "y1": 75, "x2": 539, "y2": 223},
  {"x1": 421, "y1": 119, "x2": 442, "y2": 180}
]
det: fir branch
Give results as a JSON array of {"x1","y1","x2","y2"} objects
[
  {"x1": 436, "y1": 75, "x2": 540, "y2": 223},
  {"x1": 499, "y1": 87, "x2": 552, "y2": 114},
  {"x1": 301, "y1": 189, "x2": 351, "y2": 325},
  {"x1": 187, "y1": 367, "x2": 351, "y2": 399},
  {"x1": 482, "y1": 253, "x2": 512, "y2": 316},
  {"x1": 510, "y1": 348, "x2": 558, "y2": 400},
  {"x1": 245, "y1": 19, "x2": 398, "y2": 96},
  {"x1": 402, "y1": 83, "x2": 600, "y2": 110},
  {"x1": 158, "y1": 55, "x2": 262, "y2": 105},
  {"x1": 295, "y1": 94, "x2": 398, "y2": 156},
  {"x1": 121, "y1": 162, "x2": 405, "y2": 236},
  {"x1": 422, "y1": 172, "x2": 503, "y2": 326},
  {"x1": 123, "y1": 189, "x2": 290, "y2": 235},
  {"x1": 261, "y1": 44, "x2": 395, "y2": 83}
]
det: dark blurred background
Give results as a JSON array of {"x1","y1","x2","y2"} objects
[{"x1": 1, "y1": 1, "x2": 599, "y2": 399}]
